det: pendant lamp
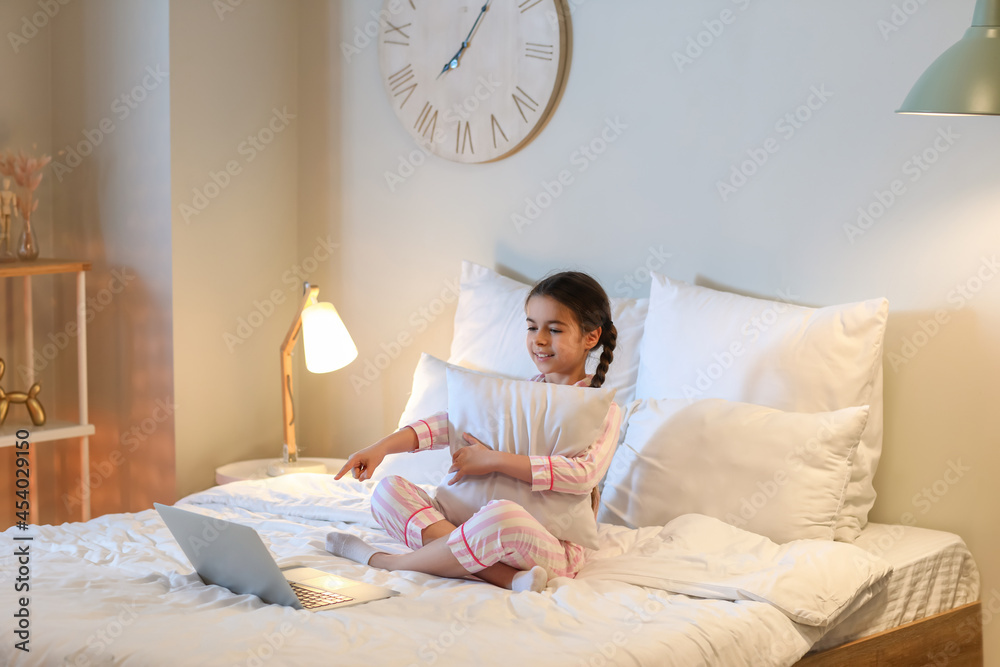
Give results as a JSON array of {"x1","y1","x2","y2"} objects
[{"x1": 897, "y1": 0, "x2": 1000, "y2": 115}]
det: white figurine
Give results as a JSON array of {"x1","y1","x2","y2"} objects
[{"x1": 0, "y1": 178, "x2": 16, "y2": 262}]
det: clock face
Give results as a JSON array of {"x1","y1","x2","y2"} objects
[{"x1": 378, "y1": 0, "x2": 571, "y2": 164}]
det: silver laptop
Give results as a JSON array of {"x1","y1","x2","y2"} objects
[{"x1": 155, "y1": 503, "x2": 398, "y2": 611}]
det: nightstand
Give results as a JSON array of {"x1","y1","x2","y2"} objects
[{"x1": 215, "y1": 458, "x2": 349, "y2": 485}]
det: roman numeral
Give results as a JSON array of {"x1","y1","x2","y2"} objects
[
  {"x1": 525, "y1": 42, "x2": 554, "y2": 61},
  {"x1": 383, "y1": 20, "x2": 412, "y2": 46},
  {"x1": 388, "y1": 64, "x2": 418, "y2": 108},
  {"x1": 512, "y1": 86, "x2": 539, "y2": 123},
  {"x1": 519, "y1": 0, "x2": 543, "y2": 12},
  {"x1": 455, "y1": 121, "x2": 474, "y2": 155},
  {"x1": 490, "y1": 115, "x2": 508, "y2": 149},
  {"x1": 415, "y1": 102, "x2": 438, "y2": 139}
]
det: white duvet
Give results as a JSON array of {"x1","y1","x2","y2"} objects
[{"x1": 0, "y1": 475, "x2": 892, "y2": 667}]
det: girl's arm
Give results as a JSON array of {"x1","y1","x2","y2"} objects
[
  {"x1": 448, "y1": 436, "x2": 533, "y2": 485},
  {"x1": 406, "y1": 411, "x2": 450, "y2": 451},
  {"x1": 335, "y1": 411, "x2": 449, "y2": 481},
  {"x1": 450, "y1": 403, "x2": 622, "y2": 493}
]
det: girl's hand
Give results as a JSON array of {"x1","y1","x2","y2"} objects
[
  {"x1": 448, "y1": 434, "x2": 498, "y2": 485},
  {"x1": 335, "y1": 427, "x2": 419, "y2": 482},
  {"x1": 335, "y1": 444, "x2": 386, "y2": 481}
]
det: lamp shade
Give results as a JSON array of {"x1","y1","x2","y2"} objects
[
  {"x1": 301, "y1": 302, "x2": 358, "y2": 373},
  {"x1": 897, "y1": 1, "x2": 1000, "y2": 115}
]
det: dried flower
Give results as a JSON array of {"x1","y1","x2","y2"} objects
[{"x1": 1, "y1": 150, "x2": 51, "y2": 222}]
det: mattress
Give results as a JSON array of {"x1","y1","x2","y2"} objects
[
  {"x1": 810, "y1": 522, "x2": 980, "y2": 652},
  {"x1": 0, "y1": 473, "x2": 901, "y2": 667}
]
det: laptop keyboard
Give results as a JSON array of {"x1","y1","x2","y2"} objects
[{"x1": 289, "y1": 582, "x2": 354, "y2": 609}]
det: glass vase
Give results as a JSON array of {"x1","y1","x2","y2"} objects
[{"x1": 17, "y1": 214, "x2": 39, "y2": 261}]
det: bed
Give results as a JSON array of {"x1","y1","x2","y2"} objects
[
  {"x1": 0, "y1": 475, "x2": 981, "y2": 666},
  {"x1": 0, "y1": 261, "x2": 983, "y2": 666}
]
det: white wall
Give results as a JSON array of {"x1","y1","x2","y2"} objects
[
  {"x1": 170, "y1": 0, "x2": 301, "y2": 497},
  {"x1": 324, "y1": 0, "x2": 1000, "y2": 660}
]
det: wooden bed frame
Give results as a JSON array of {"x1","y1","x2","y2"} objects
[{"x1": 794, "y1": 601, "x2": 982, "y2": 667}]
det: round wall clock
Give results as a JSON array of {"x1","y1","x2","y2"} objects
[{"x1": 378, "y1": 0, "x2": 571, "y2": 164}]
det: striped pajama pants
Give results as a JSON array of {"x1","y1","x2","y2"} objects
[{"x1": 371, "y1": 475, "x2": 585, "y2": 579}]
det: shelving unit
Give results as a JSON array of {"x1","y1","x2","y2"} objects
[{"x1": 0, "y1": 259, "x2": 95, "y2": 521}]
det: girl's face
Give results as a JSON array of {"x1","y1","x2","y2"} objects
[{"x1": 525, "y1": 295, "x2": 601, "y2": 385}]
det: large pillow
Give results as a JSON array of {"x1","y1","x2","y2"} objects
[
  {"x1": 370, "y1": 354, "x2": 476, "y2": 487},
  {"x1": 448, "y1": 261, "x2": 647, "y2": 406},
  {"x1": 633, "y1": 274, "x2": 888, "y2": 542},
  {"x1": 435, "y1": 365, "x2": 619, "y2": 549},
  {"x1": 598, "y1": 398, "x2": 870, "y2": 544}
]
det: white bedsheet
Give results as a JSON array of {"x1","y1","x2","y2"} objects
[
  {"x1": 811, "y1": 522, "x2": 980, "y2": 651},
  {"x1": 0, "y1": 475, "x2": 891, "y2": 667}
]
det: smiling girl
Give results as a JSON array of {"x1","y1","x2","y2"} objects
[{"x1": 327, "y1": 271, "x2": 620, "y2": 592}]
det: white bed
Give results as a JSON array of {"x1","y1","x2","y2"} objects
[
  {"x1": 809, "y1": 522, "x2": 980, "y2": 652},
  {"x1": 0, "y1": 475, "x2": 890, "y2": 667},
  {"x1": 1, "y1": 261, "x2": 983, "y2": 666},
  {"x1": 0, "y1": 474, "x2": 980, "y2": 667}
]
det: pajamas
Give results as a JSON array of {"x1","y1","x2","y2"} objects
[
  {"x1": 407, "y1": 375, "x2": 619, "y2": 495},
  {"x1": 371, "y1": 474, "x2": 586, "y2": 579},
  {"x1": 371, "y1": 373, "x2": 622, "y2": 580}
]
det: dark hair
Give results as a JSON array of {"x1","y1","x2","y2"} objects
[{"x1": 526, "y1": 271, "x2": 616, "y2": 388}]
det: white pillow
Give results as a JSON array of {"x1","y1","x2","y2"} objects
[
  {"x1": 448, "y1": 261, "x2": 647, "y2": 406},
  {"x1": 598, "y1": 398, "x2": 869, "y2": 543},
  {"x1": 435, "y1": 365, "x2": 619, "y2": 549},
  {"x1": 633, "y1": 274, "x2": 888, "y2": 542},
  {"x1": 369, "y1": 353, "x2": 468, "y2": 487}
]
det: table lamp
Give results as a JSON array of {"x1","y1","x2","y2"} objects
[{"x1": 268, "y1": 282, "x2": 357, "y2": 476}]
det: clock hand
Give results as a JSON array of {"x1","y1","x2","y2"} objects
[{"x1": 437, "y1": 0, "x2": 492, "y2": 78}]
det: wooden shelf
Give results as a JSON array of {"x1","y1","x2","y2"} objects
[
  {"x1": 0, "y1": 420, "x2": 96, "y2": 448},
  {"x1": 0, "y1": 259, "x2": 92, "y2": 278},
  {"x1": 1, "y1": 261, "x2": 94, "y2": 520}
]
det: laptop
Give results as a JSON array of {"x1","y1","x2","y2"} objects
[{"x1": 155, "y1": 503, "x2": 398, "y2": 611}]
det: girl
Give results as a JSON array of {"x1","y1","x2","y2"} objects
[{"x1": 327, "y1": 271, "x2": 620, "y2": 593}]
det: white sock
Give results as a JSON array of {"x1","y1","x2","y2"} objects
[
  {"x1": 511, "y1": 566, "x2": 547, "y2": 593},
  {"x1": 326, "y1": 531, "x2": 381, "y2": 566}
]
